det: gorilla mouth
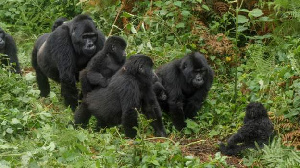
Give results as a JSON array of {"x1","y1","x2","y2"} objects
[
  {"x1": 83, "y1": 46, "x2": 96, "y2": 56},
  {"x1": 193, "y1": 79, "x2": 204, "y2": 88}
]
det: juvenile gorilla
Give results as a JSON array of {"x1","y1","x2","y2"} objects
[
  {"x1": 32, "y1": 14, "x2": 105, "y2": 111},
  {"x1": 219, "y1": 102, "x2": 274, "y2": 156},
  {"x1": 0, "y1": 27, "x2": 21, "y2": 74},
  {"x1": 156, "y1": 52, "x2": 214, "y2": 130},
  {"x1": 80, "y1": 36, "x2": 127, "y2": 97},
  {"x1": 51, "y1": 17, "x2": 68, "y2": 31},
  {"x1": 74, "y1": 55, "x2": 167, "y2": 138}
]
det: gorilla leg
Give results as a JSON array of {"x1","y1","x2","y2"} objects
[
  {"x1": 168, "y1": 100, "x2": 186, "y2": 130},
  {"x1": 36, "y1": 69, "x2": 50, "y2": 97},
  {"x1": 61, "y1": 81, "x2": 78, "y2": 111},
  {"x1": 122, "y1": 109, "x2": 138, "y2": 138},
  {"x1": 74, "y1": 102, "x2": 91, "y2": 128},
  {"x1": 32, "y1": 48, "x2": 50, "y2": 97},
  {"x1": 142, "y1": 95, "x2": 166, "y2": 137}
]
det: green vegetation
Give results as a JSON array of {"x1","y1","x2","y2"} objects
[{"x1": 0, "y1": 0, "x2": 299, "y2": 167}]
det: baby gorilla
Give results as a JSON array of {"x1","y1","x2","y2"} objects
[
  {"x1": 80, "y1": 36, "x2": 127, "y2": 97},
  {"x1": 74, "y1": 55, "x2": 167, "y2": 138},
  {"x1": 219, "y1": 102, "x2": 274, "y2": 156}
]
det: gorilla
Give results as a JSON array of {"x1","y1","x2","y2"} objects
[
  {"x1": 152, "y1": 74, "x2": 167, "y2": 101},
  {"x1": 0, "y1": 27, "x2": 21, "y2": 74},
  {"x1": 51, "y1": 17, "x2": 68, "y2": 31},
  {"x1": 80, "y1": 36, "x2": 127, "y2": 97},
  {"x1": 74, "y1": 55, "x2": 167, "y2": 138},
  {"x1": 32, "y1": 14, "x2": 106, "y2": 111},
  {"x1": 219, "y1": 102, "x2": 274, "y2": 156},
  {"x1": 156, "y1": 52, "x2": 214, "y2": 130}
]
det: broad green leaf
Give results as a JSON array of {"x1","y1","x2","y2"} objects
[
  {"x1": 176, "y1": 22, "x2": 185, "y2": 28},
  {"x1": 11, "y1": 118, "x2": 20, "y2": 125},
  {"x1": 237, "y1": 15, "x2": 249, "y2": 23},
  {"x1": 202, "y1": 4, "x2": 210, "y2": 11},
  {"x1": 181, "y1": 10, "x2": 190, "y2": 17},
  {"x1": 237, "y1": 25, "x2": 248, "y2": 32},
  {"x1": 6, "y1": 128, "x2": 13, "y2": 134},
  {"x1": 174, "y1": 1, "x2": 182, "y2": 7},
  {"x1": 249, "y1": 8, "x2": 264, "y2": 17},
  {"x1": 122, "y1": 12, "x2": 135, "y2": 18}
]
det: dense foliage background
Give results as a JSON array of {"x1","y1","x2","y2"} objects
[{"x1": 0, "y1": 0, "x2": 299, "y2": 167}]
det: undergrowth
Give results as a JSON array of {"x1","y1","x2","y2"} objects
[{"x1": 0, "y1": 0, "x2": 299, "y2": 167}]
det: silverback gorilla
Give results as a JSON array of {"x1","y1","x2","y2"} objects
[
  {"x1": 0, "y1": 27, "x2": 21, "y2": 74},
  {"x1": 219, "y1": 102, "x2": 274, "y2": 156},
  {"x1": 156, "y1": 52, "x2": 214, "y2": 130},
  {"x1": 32, "y1": 14, "x2": 105, "y2": 111},
  {"x1": 74, "y1": 55, "x2": 167, "y2": 138},
  {"x1": 80, "y1": 36, "x2": 127, "y2": 97}
]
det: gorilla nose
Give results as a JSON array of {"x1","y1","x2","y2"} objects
[{"x1": 87, "y1": 43, "x2": 94, "y2": 49}]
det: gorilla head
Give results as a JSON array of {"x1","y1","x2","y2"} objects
[
  {"x1": 69, "y1": 15, "x2": 99, "y2": 57},
  {"x1": 104, "y1": 36, "x2": 127, "y2": 59},
  {"x1": 51, "y1": 17, "x2": 68, "y2": 32},
  {"x1": 180, "y1": 52, "x2": 210, "y2": 88},
  {"x1": 245, "y1": 102, "x2": 269, "y2": 121}
]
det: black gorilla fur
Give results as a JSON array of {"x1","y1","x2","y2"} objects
[
  {"x1": 219, "y1": 102, "x2": 274, "y2": 156},
  {"x1": 51, "y1": 17, "x2": 68, "y2": 32},
  {"x1": 32, "y1": 17, "x2": 68, "y2": 68},
  {"x1": 152, "y1": 74, "x2": 167, "y2": 101},
  {"x1": 32, "y1": 14, "x2": 106, "y2": 111},
  {"x1": 0, "y1": 27, "x2": 21, "y2": 74},
  {"x1": 80, "y1": 36, "x2": 127, "y2": 97},
  {"x1": 74, "y1": 55, "x2": 167, "y2": 138},
  {"x1": 156, "y1": 52, "x2": 214, "y2": 130}
]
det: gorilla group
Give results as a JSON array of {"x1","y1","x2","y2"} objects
[
  {"x1": 32, "y1": 14, "x2": 105, "y2": 111},
  {"x1": 219, "y1": 102, "x2": 274, "y2": 156},
  {"x1": 155, "y1": 52, "x2": 214, "y2": 130},
  {"x1": 0, "y1": 27, "x2": 21, "y2": 74},
  {"x1": 75, "y1": 55, "x2": 167, "y2": 138}
]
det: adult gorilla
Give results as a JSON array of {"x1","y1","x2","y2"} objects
[
  {"x1": 0, "y1": 27, "x2": 21, "y2": 74},
  {"x1": 74, "y1": 55, "x2": 167, "y2": 138},
  {"x1": 156, "y1": 52, "x2": 214, "y2": 130},
  {"x1": 32, "y1": 14, "x2": 105, "y2": 111}
]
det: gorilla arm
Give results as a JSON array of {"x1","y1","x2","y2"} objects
[
  {"x1": 51, "y1": 26, "x2": 78, "y2": 111},
  {"x1": 141, "y1": 86, "x2": 167, "y2": 137},
  {"x1": 87, "y1": 70, "x2": 109, "y2": 88},
  {"x1": 119, "y1": 80, "x2": 141, "y2": 138},
  {"x1": 184, "y1": 69, "x2": 214, "y2": 119}
]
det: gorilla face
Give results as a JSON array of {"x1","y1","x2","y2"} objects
[
  {"x1": 245, "y1": 102, "x2": 268, "y2": 119},
  {"x1": 71, "y1": 20, "x2": 98, "y2": 57},
  {"x1": 180, "y1": 54, "x2": 207, "y2": 88},
  {"x1": 0, "y1": 30, "x2": 5, "y2": 49},
  {"x1": 126, "y1": 55, "x2": 154, "y2": 82}
]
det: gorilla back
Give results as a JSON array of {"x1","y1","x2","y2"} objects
[
  {"x1": 74, "y1": 55, "x2": 166, "y2": 138},
  {"x1": 32, "y1": 14, "x2": 105, "y2": 111}
]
